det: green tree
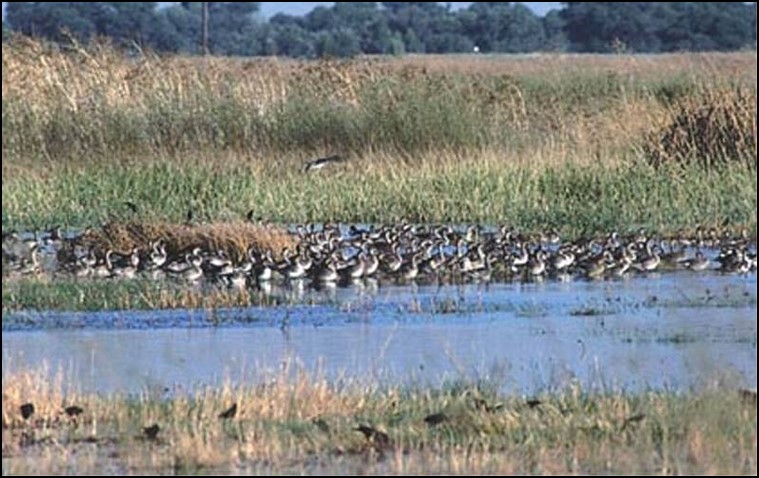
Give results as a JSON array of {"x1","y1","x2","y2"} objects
[
  {"x1": 6, "y1": 2, "x2": 96, "y2": 43},
  {"x1": 316, "y1": 27, "x2": 361, "y2": 58}
]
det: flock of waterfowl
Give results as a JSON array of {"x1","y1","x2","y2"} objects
[{"x1": 2, "y1": 223, "x2": 756, "y2": 289}]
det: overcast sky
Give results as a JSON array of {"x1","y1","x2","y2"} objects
[{"x1": 2, "y1": 3, "x2": 563, "y2": 20}]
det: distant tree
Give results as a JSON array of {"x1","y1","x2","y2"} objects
[
  {"x1": 542, "y1": 9, "x2": 568, "y2": 51},
  {"x1": 268, "y1": 23, "x2": 316, "y2": 58},
  {"x1": 6, "y1": 2, "x2": 96, "y2": 43},
  {"x1": 659, "y1": 3, "x2": 756, "y2": 51},
  {"x1": 384, "y1": 2, "x2": 452, "y2": 53},
  {"x1": 3, "y1": 1, "x2": 755, "y2": 56},
  {"x1": 164, "y1": 4, "x2": 201, "y2": 53},
  {"x1": 561, "y1": 2, "x2": 665, "y2": 52},
  {"x1": 459, "y1": 3, "x2": 546, "y2": 53},
  {"x1": 315, "y1": 27, "x2": 361, "y2": 58}
]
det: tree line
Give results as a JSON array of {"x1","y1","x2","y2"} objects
[{"x1": 3, "y1": 2, "x2": 756, "y2": 56}]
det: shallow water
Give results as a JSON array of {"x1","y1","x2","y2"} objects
[{"x1": 3, "y1": 272, "x2": 756, "y2": 395}]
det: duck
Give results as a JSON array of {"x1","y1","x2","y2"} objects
[
  {"x1": 313, "y1": 256, "x2": 339, "y2": 283},
  {"x1": 633, "y1": 242, "x2": 661, "y2": 272},
  {"x1": 683, "y1": 250, "x2": 709, "y2": 272},
  {"x1": 397, "y1": 253, "x2": 421, "y2": 281},
  {"x1": 528, "y1": 250, "x2": 547, "y2": 277},
  {"x1": 92, "y1": 250, "x2": 114, "y2": 278}
]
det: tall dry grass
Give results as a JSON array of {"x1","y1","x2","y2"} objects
[
  {"x1": 2, "y1": 364, "x2": 756, "y2": 475},
  {"x1": 4, "y1": 38, "x2": 754, "y2": 163},
  {"x1": 2, "y1": 39, "x2": 756, "y2": 231}
]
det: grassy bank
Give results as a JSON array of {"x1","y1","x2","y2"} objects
[
  {"x1": 2, "y1": 366, "x2": 756, "y2": 475},
  {"x1": 2, "y1": 40, "x2": 757, "y2": 232},
  {"x1": 1, "y1": 277, "x2": 305, "y2": 314},
  {"x1": 3, "y1": 152, "x2": 756, "y2": 235}
]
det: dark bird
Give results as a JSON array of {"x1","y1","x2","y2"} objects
[
  {"x1": 424, "y1": 412, "x2": 448, "y2": 426},
  {"x1": 218, "y1": 403, "x2": 238, "y2": 420},
  {"x1": 620, "y1": 413, "x2": 646, "y2": 431},
  {"x1": 64, "y1": 405, "x2": 84, "y2": 418},
  {"x1": 354, "y1": 424, "x2": 391, "y2": 448},
  {"x1": 124, "y1": 201, "x2": 139, "y2": 215},
  {"x1": 20, "y1": 403, "x2": 35, "y2": 420},
  {"x1": 312, "y1": 417, "x2": 330, "y2": 434},
  {"x1": 143, "y1": 423, "x2": 160, "y2": 440},
  {"x1": 46, "y1": 226, "x2": 63, "y2": 242},
  {"x1": 302, "y1": 154, "x2": 345, "y2": 173},
  {"x1": 526, "y1": 399, "x2": 542, "y2": 409}
]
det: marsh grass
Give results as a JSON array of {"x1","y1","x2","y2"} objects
[
  {"x1": 1, "y1": 277, "x2": 294, "y2": 313},
  {"x1": 3, "y1": 150, "x2": 756, "y2": 236},
  {"x1": 80, "y1": 220, "x2": 297, "y2": 260},
  {"x1": 2, "y1": 40, "x2": 757, "y2": 234},
  {"x1": 2, "y1": 364, "x2": 756, "y2": 475}
]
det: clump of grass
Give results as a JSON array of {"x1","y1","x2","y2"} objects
[
  {"x1": 1, "y1": 277, "x2": 295, "y2": 313},
  {"x1": 643, "y1": 86, "x2": 757, "y2": 169},
  {"x1": 81, "y1": 220, "x2": 297, "y2": 260},
  {"x1": 2, "y1": 364, "x2": 756, "y2": 475}
]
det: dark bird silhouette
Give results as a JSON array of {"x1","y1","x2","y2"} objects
[
  {"x1": 64, "y1": 405, "x2": 84, "y2": 418},
  {"x1": 620, "y1": 413, "x2": 646, "y2": 431},
  {"x1": 46, "y1": 226, "x2": 63, "y2": 242},
  {"x1": 526, "y1": 399, "x2": 542, "y2": 409},
  {"x1": 143, "y1": 423, "x2": 160, "y2": 440},
  {"x1": 218, "y1": 403, "x2": 238, "y2": 420},
  {"x1": 424, "y1": 412, "x2": 448, "y2": 426},
  {"x1": 312, "y1": 417, "x2": 330, "y2": 434},
  {"x1": 20, "y1": 403, "x2": 35, "y2": 420},
  {"x1": 124, "y1": 201, "x2": 139, "y2": 215},
  {"x1": 302, "y1": 154, "x2": 345, "y2": 173},
  {"x1": 354, "y1": 424, "x2": 391, "y2": 448}
]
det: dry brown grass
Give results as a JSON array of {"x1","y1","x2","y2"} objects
[
  {"x1": 391, "y1": 52, "x2": 758, "y2": 81},
  {"x1": 643, "y1": 86, "x2": 757, "y2": 168},
  {"x1": 2, "y1": 364, "x2": 756, "y2": 475},
  {"x1": 4, "y1": 38, "x2": 755, "y2": 110},
  {"x1": 79, "y1": 220, "x2": 297, "y2": 261}
]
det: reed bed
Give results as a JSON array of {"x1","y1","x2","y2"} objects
[
  {"x1": 79, "y1": 220, "x2": 296, "y2": 261},
  {"x1": 2, "y1": 365, "x2": 756, "y2": 475},
  {"x1": 3, "y1": 151, "x2": 756, "y2": 237},
  {"x1": 2, "y1": 39, "x2": 757, "y2": 233},
  {"x1": 3, "y1": 39, "x2": 755, "y2": 162}
]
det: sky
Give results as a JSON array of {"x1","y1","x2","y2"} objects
[{"x1": 2, "y1": 3, "x2": 564, "y2": 20}]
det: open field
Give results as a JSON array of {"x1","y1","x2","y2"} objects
[
  {"x1": 2, "y1": 365, "x2": 756, "y2": 475},
  {"x1": 2, "y1": 41, "x2": 756, "y2": 233}
]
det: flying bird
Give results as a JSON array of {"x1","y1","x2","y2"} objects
[
  {"x1": 218, "y1": 403, "x2": 238, "y2": 420},
  {"x1": 302, "y1": 154, "x2": 345, "y2": 173}
]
